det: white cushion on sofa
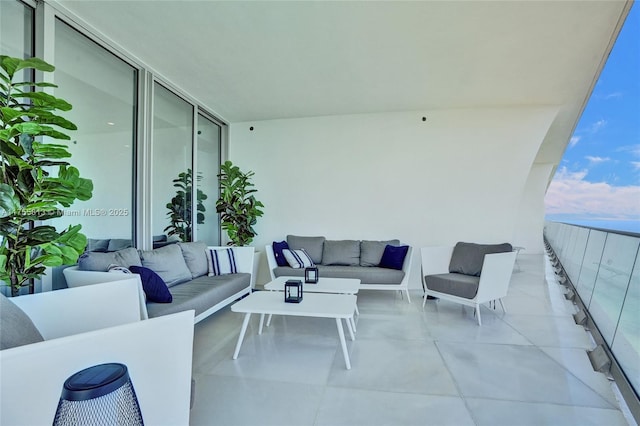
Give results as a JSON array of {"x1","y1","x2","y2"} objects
[
  {"x1": 207, "y1": 248, "x2": 238, "y2": 276},
  {"x1": 283, "y1": 248, "x2": 314, "y2": 269}
]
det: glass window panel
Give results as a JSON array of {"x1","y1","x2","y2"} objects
[
  {"x1": 565, "y1": 227, "x2": 589, "y2": 284},
  {"x1": 611, "y1": 248, "x2": 640, "y2": 396},
  {"x1": 152, "y1": 83, "x2": 193, "y2": 245},
  {"x1": 0, "y1": 0, "x2": 33, "y2": 59},
  {"x1": 196, "y1": 114, "x2": 221, "y2": 246},
  {"x1": 51, "y1": 20, "x2": 136, "y2": 248},
  {"x1": 576, "y1": 230, "x2": 607, "y2": 305},
  {"x1": 589, "y1": 234, "x2": 639, "y2": 345}
]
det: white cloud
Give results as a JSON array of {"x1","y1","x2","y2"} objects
[
  {"x1": 569, "y1": 136, "x2": 581, "y2": 147},
  {"x1": 632, "y1": 161, "x2": 640, "y2": 171},
  {"x1": 604, "y1": 91, "x2": 623, "y2": 100},
  {"x1": 545, "y1": 167, "x2": 640, "y2": 220},
  {"x1": 589, "y1": 119, "x2": 607, "y2": 134},
  {"x1": 585, "y1": 155, "x2": 611, "y2": 165}
]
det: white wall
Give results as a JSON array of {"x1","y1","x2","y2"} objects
[{"x1": 230, "y1": 107, "x2": 557, "y2": 288}]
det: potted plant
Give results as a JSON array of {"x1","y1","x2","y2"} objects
[
  {"x1": 164, "y1": 168, "x2": 207, "y2": 242},
  {"x1": 0, "y1": 56, "x2": 93, "y2": 296},
  {"x1": 216, "y1": 160, "x2": 264, "y2": 246}
]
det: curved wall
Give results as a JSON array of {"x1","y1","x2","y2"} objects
[{"x1": 230, "y1": 106, "x2": 558, "y2": 287}]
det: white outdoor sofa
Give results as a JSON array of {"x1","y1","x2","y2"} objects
[
  {"x1": 1, "y1": 279, "x2": 194, "y2": 425},
  {"x1": 265, "y1": 237, "x2": 413, "y2": 302}
]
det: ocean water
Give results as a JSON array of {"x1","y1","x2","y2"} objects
[{"x1": 558, "y1": 220, "x2": 640, "y2": 235}]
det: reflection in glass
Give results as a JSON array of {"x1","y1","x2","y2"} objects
[
  {"x1": 152, "y1": 83, "x2": 193, "y2": 244},
  {"x1": 0, "y1": 1, "x2": 33, "y2": 59},
  {"x1": 196, "y1": 114, "x2": 221, "y2": 245},
  {"x1": 575, "y1": 230, "x2": 606, "y2": 305},
  {"x1": 51, "y1": 20, "x2": 136, "y2": 247},
  {"x1": 611, "y1": 249, "x2": 640, "y2": 396},
  {"x1": 589, "y1": 234, "x2": 639, "y2": 345}
]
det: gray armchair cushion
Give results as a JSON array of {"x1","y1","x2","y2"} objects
[
  {"x1": 425, "y1": 273, "x2": 480, "y2": 299},
  {"x1": 287, "y1": 235, "x2": 325, "y2": 264},
  {"x1": 0, "y1": 294, "x2": 44, "y2": 350},
  {"x1": 448, "y1": 242, "x2": 513, "y2": 276},
  {"x1": 178, "y1": 242, "x2": 208, "y2": 278},
  {"x1": 140, "y1": 244, "x2": 192, "y2": 287},
  {"x1": 322, "y1": 240, "x2": 360, "y2": 266},
  {"x1": 360, "y1": 240, "x2": 400, "y2": 266},
  {"x1": 78, "y1": 247, "x2": 142, "y2": 272}
]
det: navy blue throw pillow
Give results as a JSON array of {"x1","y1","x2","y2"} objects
[
  {"x1": 129, "y1": 265, "x2": 173, "y2": 303},
  {"x1": 272, "y1": 241, "x2": 290, "y2": 267},
  {"x1": 379, "y1": 245, "x2": 409, "y2": 270}
]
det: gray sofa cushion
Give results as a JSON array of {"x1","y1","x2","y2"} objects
[
  {"x1": 273, "y1": 265, "x2": 405, "y2": 285},
  {"x1": 86, "y1": 238, "x2": 109, "y2": 252},
  {"x1": 287, "y1": 235, "x2": 325, "y2": 264},
  {"x1": 448, "y1": 242, "x2": 513, "y2": 277},
  {"x1": 107, "y1": 238, "x2": 133, "y2": 252},
  {"x1": 0, "y1": 294, "x2": 44, "y2": 350},
  {"x1": 178, "y1": 242, "x2": 208, "y2": 278},
  {"x1": 425, "y1": 273, "x2": 480, "y2": 299},
  {"x1": 322, "y1": 240, "x2": 360, "y2": 266},
  {"x1": 146, "y1": 273, "x2": 251, "y2": 318},
  {"x1": 360, "y1": 240, "x2": 400, "y2": 266},
  {"x1": 140, "y1": 244, "x2": 192, "y2": 287},
  {"x1": 78, "y1": 247, "x2": 142, "y2": 271}
]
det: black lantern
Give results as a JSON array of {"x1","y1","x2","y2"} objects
[
  {"x1": 304, "y1": 267, "x2": 319, "y2": 284},
  {"x1": 284, "y1": 279, "x2": 303, "y2": 303},
  {"x1": 53, "y1": 363, "x2": 144, "y2": 426}
]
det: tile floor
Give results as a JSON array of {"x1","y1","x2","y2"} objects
[{"x1": 189, "y1": 254, "x2": 635, "y2": 426}]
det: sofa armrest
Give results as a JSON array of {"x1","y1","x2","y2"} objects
[
  {"x1": 63, "y1": 266, "x2": 149, "y2": 321},
  {"x1": 10, "y1": 278, "x2": 145, "y2": 339},
  {"x1": 1, "y1": 310, "x2": 194, "y2": 426},
  {"x1": 265, "y1": 244, "x2": 278, "y2": 280}
]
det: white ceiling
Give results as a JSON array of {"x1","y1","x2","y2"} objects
[{"x1": 55, "y1": 0, "x2": 631, "y2": 161}]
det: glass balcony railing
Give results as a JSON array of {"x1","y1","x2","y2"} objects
[{"x1": 544, "y1": 221, "x2": 639, "y2": 404}]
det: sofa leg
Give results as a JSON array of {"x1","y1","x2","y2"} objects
[
  {"x1": 405, "y1": 289, "x2": 411, "y2": 303},
  {"x1": 475, "y1": 305, "x2": 482, "y2": 326},
  {"x1": 499, "y1": 299, "x2": 507, "y2": 313}
]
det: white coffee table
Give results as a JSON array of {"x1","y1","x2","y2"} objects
[
  {"x1": 264, "y1": 276, "x2": 361, "y2": 328},
  {"x1": 231, "y1": 291, "x2": 357, "y2": 369}
]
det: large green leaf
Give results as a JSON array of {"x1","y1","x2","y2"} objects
[
  {"x1": 0, "y1": 184, "x2": 20, "y2": 218},
  {"x1": 11, "y1": 91, "x2": 72, "y2": 111},
  {"x1": 13, "y1": 57, "x2": 55, "y2": 73}
]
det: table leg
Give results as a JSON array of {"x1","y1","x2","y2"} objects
[
  {"x1": 233, "y1": 313, "x2": 252, "y2": 360},
  {"x1": 345, "y1": 317, "x2": 355, "y2": 341},
  {"x1": 266, "y1": 313, "x2": 273, "y2": 327},
  {"x1": 335, "y1": 318, "x2": 351, "y2": 370},
  {"x1": 258, "y1": 313, "x2": 265, "y2": 335}
]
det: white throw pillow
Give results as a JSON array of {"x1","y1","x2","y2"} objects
[
  {"x1": 207, "y1": 248, "x2": 238, "y2": 276},
  {"x1": 282, "y1": 248, "x2": 315, "y2": 269}
]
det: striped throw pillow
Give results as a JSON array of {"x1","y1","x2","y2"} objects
[
  {"x1": 282, "y1": 248, "x2": 315, "y2": 269},
  {"x1": 207, "y1": 248, "x2": 238, "y2": 276}
]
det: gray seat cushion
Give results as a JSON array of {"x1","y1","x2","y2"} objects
[
  {"x1": 322, "y1": 240, "x2": 360, "y2": 266},
  {"x1": 287, "y1": 235, "x2": 325, "y2": 264},
  {"x1": 360, "y1": 240, "x2": 400, "y2": 266},
  {"x1": 146, "y1": 273, "x2": 251, "y2": 318},
  {"x1": 424, "y1": 273, "x2": 480, "y2": 299},
  {"x1": 273, "y1": 265, "x2": 405, "y2": 285},
  {"x1": 0, "y1": 294, "x2": 44, "y2": 350},
  {"x1": 448, "y1": 242, "x2": 513, "y2": 276}
]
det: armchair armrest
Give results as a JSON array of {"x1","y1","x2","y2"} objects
[
  {"x1": 1, "y1": 310, "x2": 194, "y2": 426},
  {"x1": 10, "y1": 278, "x2": 145, "y2": 339},
  {"x1": 476, "y1": 251, "x2": 517, "y2": 303},
  {"x1": 265, "y1": 244, "x2": 278, "y2": 280}
]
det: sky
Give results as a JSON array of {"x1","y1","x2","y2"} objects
[{"x1": 544, "y1": 2, "x2": 640, "y2": 233}]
